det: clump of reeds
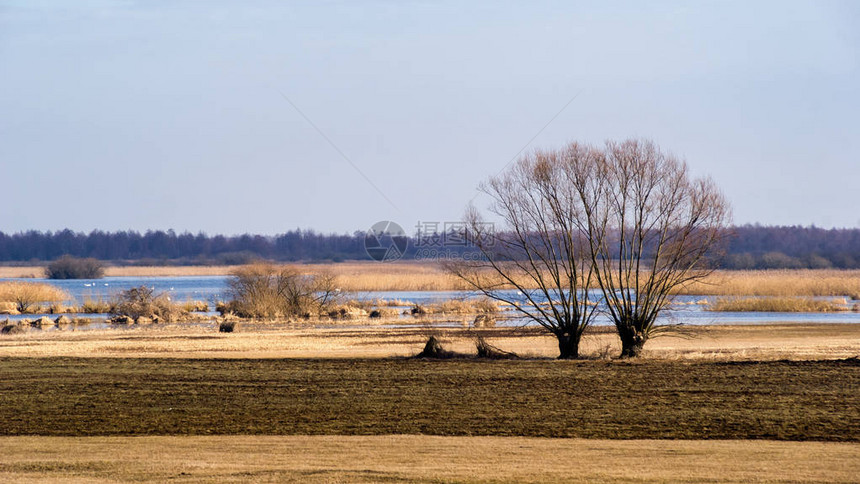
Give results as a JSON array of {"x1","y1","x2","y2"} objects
[
  {"x1": 423, "y1": 298, "x2": 501, "y2": 315},
  {"x1": 0, "y1": 281, "x2": 69, "y2": 313},
  {"x1": 368, "y1": 307, "x2": 400, "y2": 319},
  {"x1": 368, "y1": 298, "x2": 414, "y2": 307},
  {"x1": 79, "y1": 297, "x2": 113, "y2": 314},
  {"x1": 46, "y1": 303, "x2": 74, "y2": 314},
  {"x1": 706, "y1": 296, "x2": 846, "y2": 312},
  {"x1": 324, "y1": 304, "x2": 368, "y2": 320},
  {"x1": 181, "y1": 300, "x2": 209, "y2": 312}
]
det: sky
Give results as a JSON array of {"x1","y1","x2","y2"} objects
[{"x1": 1, "y1": 0, "x2": 858, "y2": 235}]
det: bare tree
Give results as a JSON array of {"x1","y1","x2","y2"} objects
[
  {"x1": 444, "y1": 145, "x2": 601, "y2": 359},
  {"x1": 576, "y1": 139, "x2": 731, "y2": 357},
  {"x1": 449, "y1": 139, "x2": 730, "y2": 358}
]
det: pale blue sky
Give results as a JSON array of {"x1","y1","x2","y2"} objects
[{"x1": 1, "y1": 0, "x2": 858, "y2": 234}]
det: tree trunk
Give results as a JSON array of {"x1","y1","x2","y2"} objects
[
  {"x1": 556, "y1": 332, "x2": 579, "y2": 359},
  {"x1": 619, "y1": 330, "x2": 646, "y2": 358}
]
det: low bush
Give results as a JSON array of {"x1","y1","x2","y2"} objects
[
  {"x1": 227, "y1": 264, "x2": 340, "y2": 318},
  {"x1": 45, "y1": 256, "x2": 105, "y2": 279},
  {"x1": 111, "y1": 286, "x2": 185, "y2": 322}
]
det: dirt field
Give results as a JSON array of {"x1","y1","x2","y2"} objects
[
  {"x1": 2, "y1": 322, "x2": 858, "y2": 482},
  {"x1": 1, "y1": 435, "x2": 858, "y2": 483},
  {"x1": 1, "y1": 356, "x2": 858, "y2": 440}
]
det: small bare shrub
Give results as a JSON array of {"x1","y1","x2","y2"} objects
[
  {"x1": 228, "y1": 264, "x2": 340, "y2": 318},
  {"x1": 111, "y1": 286, "x2": 185, "y2": 322},
  {"x1": 219, "y1": 320, "x2": 238, "y2": 333}
]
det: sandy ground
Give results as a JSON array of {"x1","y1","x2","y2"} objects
[
  {"x1": 0, "y1": 435, "x2": 857, "y2": 483},
  {"x1": 0, "y1": 322, "x2": 858, "y2": 360}
]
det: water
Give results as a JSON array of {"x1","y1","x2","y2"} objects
[
  {"x1": 1, "y1": 276, "x2": 229, "y2": 305},
  {"x1": 2, "y1": 276, "x2": 859, "y2": 326}
]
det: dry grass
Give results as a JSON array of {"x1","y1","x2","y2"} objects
[
  {"x1": 0, "y1": 435, "x2": 857, "y2": 483},
  {"x1": 680, "y1": 269, "x2": 860, "y2": 297},
  {"x1": 179, "y1": 300, "x2": 208, "y2": 312},
  {"x1": 707, "y1": 296, "x2": 848, "y2": 312},
  {"x1": 297, "y1": 261, "x2": 466, "y2": 291},
  {"x1": 79, "y1": 297, "x2": 112, "y2": 314},
  {"x1": 1, "y1": 323, "x2": 858, "y2": 361},
  {"x1": 0, "y1": 281, "x2": 69, "y2": 313}
]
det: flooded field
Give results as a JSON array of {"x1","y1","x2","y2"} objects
[{"x1": 1, "y1": 276, "x2": 859, "y2": 327}]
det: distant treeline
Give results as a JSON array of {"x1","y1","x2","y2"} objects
[{"x1": 0, "y1": 225, "x2": 858, "y2": 269}]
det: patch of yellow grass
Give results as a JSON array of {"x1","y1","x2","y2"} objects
[
  {"x1": 1, "y1": 324, "x2": 858, "y2": 361},
  {"x1": 0, "y1": 435, "x2": 857, "y2": 483},
  {"x1": 0, "y1": 281, "x2": 69, "y2": 312},
  {"x1": 707, "y1": 296, "x2": 847, "y2": 312},
  {"x1": 681, "y1": 269, "x2": 860, "y2": 297}
]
